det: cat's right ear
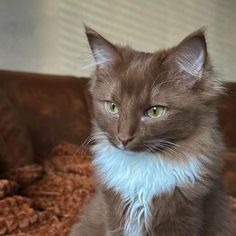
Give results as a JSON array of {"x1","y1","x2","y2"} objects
[{"x1": 85, "y1": 26, "x2": 120, "y2": 69}]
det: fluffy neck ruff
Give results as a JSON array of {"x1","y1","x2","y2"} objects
[{"x1": 92, "y1": 142, "x2": 203, "y2": 236}]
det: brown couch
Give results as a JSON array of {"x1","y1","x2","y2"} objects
[
  {"x1": 0, "y1": 70, "x2": 91, "y2": 158},
  {"x1": 0, "y1": 70, "x2": 235, "y2": 235}
]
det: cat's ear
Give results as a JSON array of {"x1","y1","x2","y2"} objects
[
  {"x1": 166, "y1": 30, "x2": 207, "y2": 85},
  {"x1": 85, "y1": 26, "x2": 120, "y2": 69}
]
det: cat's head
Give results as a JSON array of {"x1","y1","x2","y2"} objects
[{"x1": 86, "y1": 27, "x2": 223, "y2": 155}]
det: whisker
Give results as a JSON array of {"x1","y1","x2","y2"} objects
[
  {"x1": 144, "y1": 139, "x2": 189, "y2": 160},
  {"x1": 81, "y1": 131, "x2": 110, "y2": 151},
  {"x1": 146, "y1": 139, "x2": 192, "y2": 153}
]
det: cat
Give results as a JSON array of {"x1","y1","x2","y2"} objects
[
  {"x1": 70, "y1": 27, "x2": 232, "y2": 236},
  {"x1": 0, "y1": 89, "x2": 34, "y2": 172}
]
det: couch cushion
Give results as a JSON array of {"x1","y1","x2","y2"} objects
[{"x1": 0, "y1": 70, "x2": 91, "y2": 159}]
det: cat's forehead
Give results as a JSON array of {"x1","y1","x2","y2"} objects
[
  {"x1": 125, "y1": 52, "x2": 155, "y2": 77},
  {"x1": 113, "y1": 53, "x2": 164, "y2": 99},
  {"x1": 94, "y1": 50, "x2": 178, "y2": 104},
  {"x1": 122, "y1": 50, "x2": 159, "y2": 77}
]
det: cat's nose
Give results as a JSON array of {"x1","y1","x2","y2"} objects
[{"x1": 117, "y1": 135, "x2": 135, "y2": 147}]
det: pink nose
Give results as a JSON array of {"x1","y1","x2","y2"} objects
[{"x1": 117, "y1": 135, "x2": 135, "y2": 146}]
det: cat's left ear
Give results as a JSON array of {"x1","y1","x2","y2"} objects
[
  {"x1": 85, "y1": 26, "x2": 121, "y2": 69},
  {"x1": 166, "y1": 30, "x2": 207, "y2": 85}
]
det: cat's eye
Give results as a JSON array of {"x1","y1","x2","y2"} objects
[
  {"x1": 105, "y1": 101, "x2": 119, "y2": 115},
  {"x1": 145, "y1": 106, "x2": 165, "y2": 119}
]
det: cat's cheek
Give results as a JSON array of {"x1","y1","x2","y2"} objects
[
  {"x1": 93, "y1": 108, "x2": 120, "y2": 144},
  {"x1": 140, "y1": 116, "x2": 168, "y2": 129}
]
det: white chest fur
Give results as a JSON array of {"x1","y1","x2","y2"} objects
[{"x1": 92, "y1": 142, "x2": 203, "y2": 236}]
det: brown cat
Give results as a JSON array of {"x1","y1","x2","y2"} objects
[
  {"x1": 0, "y1": 90, "x2": 34, "y2": 172},
  {"x1": 70, "y1": 27, "x2": 232, "y2": 236}
]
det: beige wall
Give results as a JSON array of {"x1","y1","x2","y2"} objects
[{"x1": 0, "y1": 0, "x2": 235, "y2": 81}]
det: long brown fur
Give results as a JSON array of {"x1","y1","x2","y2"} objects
[{"x1": 70, "y1": 28, "x2": 232, "y2": 236}]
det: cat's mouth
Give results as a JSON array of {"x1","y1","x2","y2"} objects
[
  {"x1": 106, "y1": 137, "x2": 136, "y2": 152},
  {"x1": 104, "y1": 136, "x2": 132, "y2": 151},
  {"x1": 117, "y1": 143, "x2": 126, "y2": 150},
  {"x1": 113, "y1": 141, "x2": 146, "y2": 153},
  {"x1": 105, "y1": 136, "x2": 176, "y2": 154}
]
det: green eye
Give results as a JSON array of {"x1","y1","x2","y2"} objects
[
  {"x1": 145, "y1": 106, "x2": 165, "y2": 119},
  {"x1": 105, "y1": 101, "x2": 118, "y2": 114}
]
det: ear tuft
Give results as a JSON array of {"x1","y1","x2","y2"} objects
[
  {"x1": 172, "y1": 31, "x2": 207, "y2": 78},
  {"x1": 85, "y1": 26, "x2": 120, "y2": 69}
]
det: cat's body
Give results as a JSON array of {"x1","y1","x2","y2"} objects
[
  {"x1": 70, "y1": 28, "x2": 232, "y2": 235},
  {"x1": 72, "y1": 181, "x2": 230, "y2": 236},
  {"x1": 0, "y1": 90, "x2": 33, "y2": 172}
]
